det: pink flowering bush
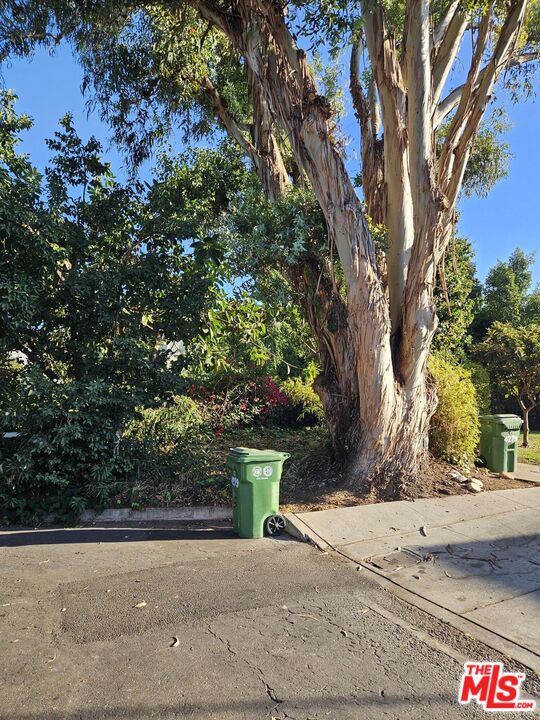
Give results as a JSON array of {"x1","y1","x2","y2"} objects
[{"x1": 188, "y1": 375, "x2": 290, "y2": 433}]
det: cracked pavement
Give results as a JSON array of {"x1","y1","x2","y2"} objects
[{"x1": 0, "y1": 523, "x2": 538, "y2": 719}]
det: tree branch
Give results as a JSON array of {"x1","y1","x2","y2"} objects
[
  {"x1": 433, "y1": 0, "x2": 460, "y2": 49},
  {"x1": 368, "y1": 77, "x2": 381, "y2": 136},
  {"x1": 434, "y1": 50, "x2": 540, "y2": 128},
  {"x1": 405, "y1": 0, "x2": 435, "y2": 213},
  {"x1": 350, "y1": 35, "x2": 386, "y2": 225},
  {"x1": 192, "y1": 0, "x2": 238, "y2": 41},
  {"x1": 432, "y1": 4, "x2": 468, "y2": 106},
  {"x1": 433, "y1": 81, "x2": 467, "y2": 127},
  {"x1": 440, "y1": 0, "x2": 527, "y2": 210},
  {"x1": 362, "y1": 0, "x2": 415, "y2": 334},
  {"x1": 349, "y1": 36, "x2": 371, "y2": 132},
  {"x1": 202, "y1": 74, "x2": 288, "y2": 201},
  {"x1": 201, "y1": 76, "x2": 256, "y2": 158},
  {"x1": 246, "y1": 66, "x2": 290, "y2": 200}
]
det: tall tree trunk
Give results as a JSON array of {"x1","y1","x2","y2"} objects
[
  {"x1": 345, "y1": 374, "x2": 436, "y2": 497},
  {"x1": 195, "y1": 0, "x2": 435, "y2": 493},
  {"x1": 288, "y1": 258, "x2": 360, "y2": 458}
]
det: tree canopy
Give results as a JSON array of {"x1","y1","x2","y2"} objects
[
  {"x1": 472, "y1": 248, "x2": 540, "y2": 340},
  {"x1": 478, "y1": 322, "x2": 540, "y2": 445}
]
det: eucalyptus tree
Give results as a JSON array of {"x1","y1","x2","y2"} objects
[{"x1": 3, "y1": 0, "x2": 539, "y2": 495}]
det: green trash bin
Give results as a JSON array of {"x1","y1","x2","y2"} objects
[
  {"x1": 227, "y1": 447, "x2": 290, "y2": 538},
  {"x1": 479, "y1": 414, "x2": 523, "y2": 473}
]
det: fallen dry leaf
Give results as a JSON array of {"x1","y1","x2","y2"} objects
[
  {"x1": 420, "y1": 526, "x2": 428, "y2": 537},
  {"x1": 170, "y1": 636, "x2": 180, "y2": 648},
  {"x1": 134, "y1": 601, "x2": 147, "y2": 609}
]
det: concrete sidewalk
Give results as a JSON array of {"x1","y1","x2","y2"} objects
[
  {"x1": 287, "y1": 488, "x2": 540, "y2": 672},
  {"x1": 516, "y1": 463, "x2": 540, "y2": 484}
]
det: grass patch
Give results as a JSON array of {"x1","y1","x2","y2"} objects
[{"x1": 520, "y1": 431, "x2": 540, "y2": 465}]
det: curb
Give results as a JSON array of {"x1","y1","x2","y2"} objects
[
  {"x1": 284, "y1": 512, "x2": 330, "y2": 550},
  {"x1": 80, "y1": 506, "x2": 232, "y2": 523}
]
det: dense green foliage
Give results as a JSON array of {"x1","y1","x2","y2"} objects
[
  {"x1": 465, "y1": 361, "x2": 492, "y2": 416},
  {"x1": 0, "y1": 375, "x2": 132, "y2": 519},
  {"x1": 429, "y1": 355, "x2": 481, "y2": 466},
  {"x1": 121, "y1": 396, "x2": 219, "y2": 505},
  {"x1": 0, "y1": 96, "x2": 218, "y2": 520},
  {"x1": 281, "y1": 370, "x2": 324, "y2": 425},
  {"x1": 433, "y1": 237, "x2": 481, "y2": 358},
  {"x1": 0, "y1": 99, "x2": 327, "y2": 521}
]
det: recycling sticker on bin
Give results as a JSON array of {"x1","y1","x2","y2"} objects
[{"x1": 231, "y1": 475, "x2": 239, "y2": 487}]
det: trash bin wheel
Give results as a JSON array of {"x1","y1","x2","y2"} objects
[{"x1": 265, "y1": 514, "x2": 285, "y2": 536}]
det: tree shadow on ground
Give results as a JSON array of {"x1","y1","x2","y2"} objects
[
  {"x1": 363, "y1": 532, "x2": 540, "y2": 612},
  {"x1": 0, "y1": 692, "x2": 465, "y2": 720},
  {"x1": 0, "y1": 525, "x2": 240, "y2": 546}
]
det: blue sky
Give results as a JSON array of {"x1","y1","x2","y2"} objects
[{"x1": 3, "y1": 45, "x2": 539, "y2": 284}]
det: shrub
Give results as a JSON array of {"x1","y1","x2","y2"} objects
[
  {"x1": 187, "y1": 375, "x2": 289, "y2": 432},
  {"x1": 0, "y1": 373, "x2": 133, "y2": 523},
  {"x1": 465, "y1": 361, "x2": 492, "y2": 415},
  {"x1": 281, "y1": 377, "x2": 324, "y2": 425},
  {"x1": 124, "y1": 396, "x2": 207, "y2": 448},
  {"x1": 122, "y1": 395, "x2": 212, "y2": 485},
  {"x1": 429, "y1": 354, "x2": 480, "y2": 466}
]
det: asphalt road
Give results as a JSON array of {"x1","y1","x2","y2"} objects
[{"x1": 0, "y1": 524, "x2": 537, "y2": 719}]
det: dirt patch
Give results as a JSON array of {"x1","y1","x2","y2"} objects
[{"x1": 281, "y1": 458, "x2": 534, "y2": 513}]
